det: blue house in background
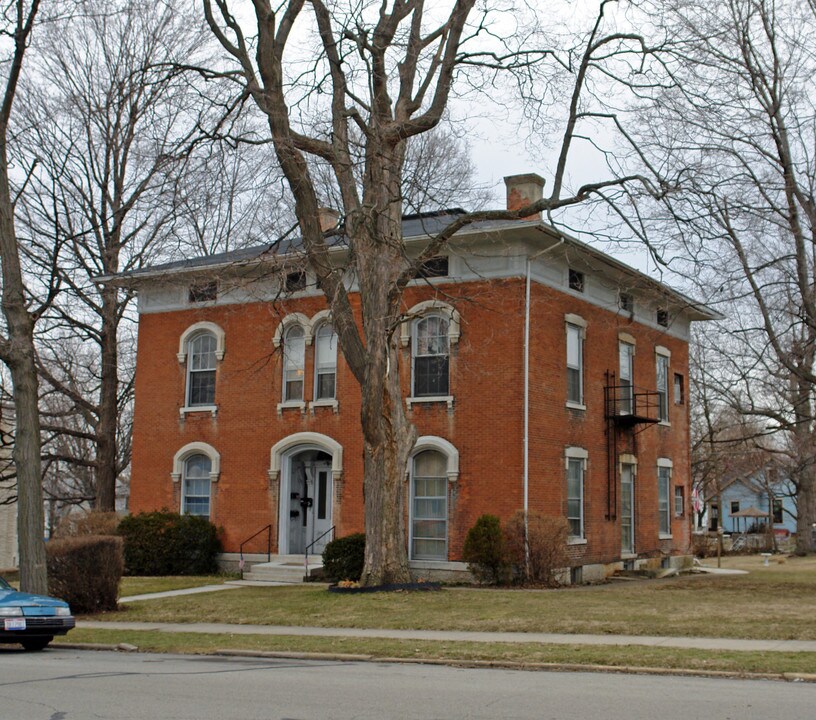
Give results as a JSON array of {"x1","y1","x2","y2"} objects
[{"x1": 715, "y1": 476, "x2": 797, "y2": 536}]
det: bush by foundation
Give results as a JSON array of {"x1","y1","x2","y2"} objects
[
  {"x1": 118, "y1": 511, "x2": 221, "y2": 576},
  {"x1": 462, "y1": 514, "x2": 510, "y2": 585},
  {"x1": 322, "y1": 533, "x2": 366, "y2": 582},
  {"x1": 504, "y1": 511, "x2": 569, "y2": 587}
]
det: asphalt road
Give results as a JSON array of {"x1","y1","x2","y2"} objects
[{"x1": 1, "y1": 648, "x2": 814, "y2": 719}]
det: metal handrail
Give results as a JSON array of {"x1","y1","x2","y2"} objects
[
  {"x1": 304, "y1": 525, "x2": 335, "y2": 577},
  {"x1": 238, "y1": 524, "x2": 272, "y2": 579}
]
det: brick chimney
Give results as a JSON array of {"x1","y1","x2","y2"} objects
[
  {"x1": 504, "y1": 173, "x2": 545, "y2": 221},
  {"x1": 318, "y1": 207, "x2": 340, "y2": 233}
]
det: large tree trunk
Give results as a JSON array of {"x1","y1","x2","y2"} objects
[
  {"x1": 95, "y1": 286, "x2": 119, "y2": 511},
  {"x1": 795, "y1": 473, "x2": 815, "y2": 555},
  {"x1": 0, "y1": 151, "x2": 47, "y2": 594},
  {"x1": 359, "y1": 340, "x2": 416, "y2": 586}
]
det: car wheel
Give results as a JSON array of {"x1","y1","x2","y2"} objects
[{"x1": 21, "y1": 637, "x2": 52, "y2": 651}]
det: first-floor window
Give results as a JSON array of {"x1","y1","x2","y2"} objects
[
  {"x1": 621, "y1": 463, "x2": 635, "y2": 554},
  {"x1": 567, "y1": 457, "x2": 584, "y2": 539},
  {"x1": 411, "y1": 450, "x2": 447, "y2": 560},
  {"x1": 183, "y1": 454, "x2": 212, "y2": 518},
  {"x1": 658, "y1": 464, "x2": 671, "y2": 535}
]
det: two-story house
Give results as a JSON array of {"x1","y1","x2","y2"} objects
[{"x1": 109, "y1": 173, "x2": 717, "y2": 581}]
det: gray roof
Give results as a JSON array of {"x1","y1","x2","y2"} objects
[
  {"x1": 101, "y1": 209, "x2": 518, "y2": 282},
  {"x1": 99, "y1": 208, "x2": 720, "y2": 320}
]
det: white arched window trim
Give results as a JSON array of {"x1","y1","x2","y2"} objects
[
  {"x1": 273, "y1": 313, "x2": 312, "y2": 348},
  {"x1": 268, "y1": 432, "x2": 343, "y2": 483},
  {"x1": 400, "y1": 301, "x2": 460, "y2": 348},
  {"x1": 177, "y1": 322, "x2": 225, "y2": 363},
  {"x1": 411, "y1": 436, "x2": 459, "y2": 482},
  {"x1": 171, "y1": 441, "x2": 221, "y2": 483}
]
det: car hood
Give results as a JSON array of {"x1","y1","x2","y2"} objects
[{"x1": 0, "y1": 588, "x2": 68, "y2": 608}]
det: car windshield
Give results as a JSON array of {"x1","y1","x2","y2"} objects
[{"x1": 0, "y1": 576, "x2": 11, "y2": 590}]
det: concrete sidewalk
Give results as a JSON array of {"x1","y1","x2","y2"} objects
[{"x1": 77, "y1": 620, "x2": 816, "y2": 654}]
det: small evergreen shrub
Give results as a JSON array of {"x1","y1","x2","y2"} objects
[
  {"x1": 322, "y1": 533, "x2": 366, "y2": 582},
  {"x1": 462, "y1": 514, "x2": 510, "y2": 585},
  {"x1": 118, "y1": 511, "x2": 222, "y2": 576},
  {"x1": 47, "y1": 535, "x2": 123, "y2": 613},
  {"x1": 504, "y1": 510, "x2": 569, "y2": 587}
]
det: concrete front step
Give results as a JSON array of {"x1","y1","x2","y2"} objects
[{"x1": 243, "y1": 556, "x2": 323, "y2": 583}]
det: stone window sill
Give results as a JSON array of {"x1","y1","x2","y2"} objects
[
  {"x1": 568, "y1": 537, "x2": 587, "y2": 546},
  {"x1": 406, "y1": 395, "x2": 454, "y2": 410},
  {"x1": 309, "y1": 399, "x2": 339, "y2": 414},
  {"x1": 277, "y1": 401, "x2": 306, "y2": 416},
  {"x1": 179, "y1": 405, "x2": 218, "y2": 418},
  {"x1": 658, "y1": 533, "x2": 673, "y2": 540},
  {"x1": 566, "y1": 401, "x2": 586, "y2": 411}
]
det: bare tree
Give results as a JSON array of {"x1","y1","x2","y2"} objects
[
  {"x1": 16, "y1": 0, "x2": 231, "y2": 511},
  {"x1": 639, "y1": 0, "x2": 816, "y2": 552},
  {"x1": 0, "y1": 0, "x2": 47, "y2": 593},
  {"x1": 204, "y1": 0, "x2": 662, "y2": 584}
]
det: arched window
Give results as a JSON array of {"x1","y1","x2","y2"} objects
[
  {"x1": 283, "y1": 325, "x2": 306, "y2": 402},
  {"x1": 314, "y1": 323, "x2": 337, "y2": 400},
  {"x1": 187, "y1": 333, "x2": 217, "y2": 406},
  {"x1": 410, "y1": 450, "x2": 448, "y2": 561},
  {"x1": 182, "y1": 454, "x2": 212, "y2": 518},
  {"x1": 412, "y1": 315, "x2": 449, "y2": 397}
]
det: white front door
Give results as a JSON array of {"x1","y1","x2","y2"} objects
[
  {"x1": 307, "y1": 463, "x2": 333, "y2": 554},
  {"x1": 287, "y1": 458, "x2": 333, "y2": 555}
]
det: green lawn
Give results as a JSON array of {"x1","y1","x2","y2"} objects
[{"x1": 94, "y1": 556, "x2": 816, "y2": 641}]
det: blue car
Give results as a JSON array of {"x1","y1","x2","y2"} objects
[{"x1": 0, "y1": 576, "x2": 75, "y2": 651}]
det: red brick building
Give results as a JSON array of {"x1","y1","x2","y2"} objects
[{"x1": 113, "y1": 174, "x2": 716, "y2": 581}]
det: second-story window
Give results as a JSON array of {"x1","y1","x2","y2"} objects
[
  {"x1": 566, "y1": 323, "x2": 583, "y2": 405},
  {"x1": 187, "y1": 333, "x2": 217, "y2": 406},
  {"x1": 283, "y1": 325, "x2": 306, "y2": 402},
  {"x1": 656, "y1": 353, "x2": 669, "y2": 422},
  {"x1": 413, "y1": 314, "x2": 449, "y2": 397},
  {"x1": 619, "y1": 341, "x2": 634, "y2": 414},
  {"x1": 314, "y1": 323, "x2": 337, "y2": 400}
]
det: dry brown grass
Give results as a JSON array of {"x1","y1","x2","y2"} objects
[{"x1": 92, "y1": 554, "x2": 816, "y2": 641}]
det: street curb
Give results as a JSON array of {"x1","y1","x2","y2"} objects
[{"x1": 52, "y1": 642, "x2": 815, "y2": 683}]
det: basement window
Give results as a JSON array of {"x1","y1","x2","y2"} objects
[
  {"x1": 188, "y1": 281, "x2": 217, "y2": 304},
  {"x1": 568, "y1": 268, "x2": 585, "y2": 293}
]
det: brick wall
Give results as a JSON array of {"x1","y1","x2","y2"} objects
[{"x1": 130, "y1": 276, "x2": 692, "y2": 564}]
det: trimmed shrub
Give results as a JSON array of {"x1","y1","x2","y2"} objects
[
  {"x1": 462, "y1": 514, "x2": 510, "y2": 585},
  {"x1": 504, "y1": 510, "x2": 569, "y2": 587},
  {"x1": 118, "y1": 511, "x2": 222, "y2": 576},
  {"x1": 46, "y1": 535, "x2": 123, "y2": 613},
  {"x1": 322, "y1": 533, "x2": 366, "y2": 582},
  {"x1": 52, "y1": 511, "x2": 121, "y2": 539}
]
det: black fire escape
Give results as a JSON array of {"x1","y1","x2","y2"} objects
[{"x1": 604, "y1": 371, "x2": 660, "y2": 521}]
